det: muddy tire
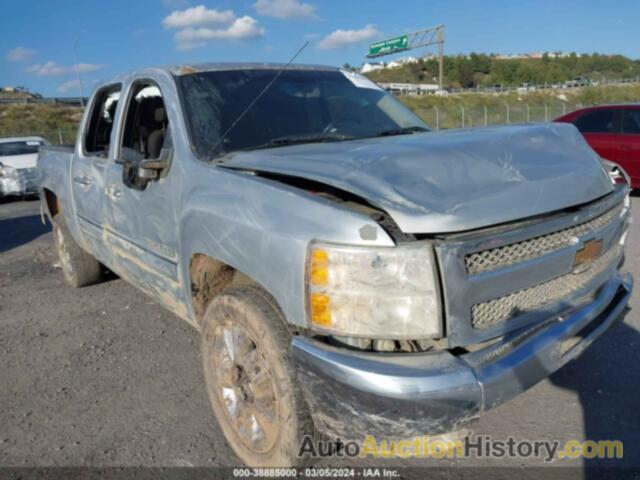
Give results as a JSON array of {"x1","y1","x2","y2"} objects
[
  {"x1": 52, "y1": 214, "x2": 103, "y2": 288},
  {"x1": 201, "y1": 286, "x2": 315, "y2": 467}
]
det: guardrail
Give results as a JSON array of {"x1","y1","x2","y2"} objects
[
  {"x1": 0, "y1": 97, "x2": 87, "y2": 106},
  {"x1": 383, "y1": 76, "x2": 640, "y2": 96},
  {"x1": 449, "y1": 76, "x2": 640, "y2": 95},
  {"x1": 0, "y1": 129, "x2": 77, "y2": 145}
]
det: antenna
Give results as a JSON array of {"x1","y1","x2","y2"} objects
[{"x1": 214, "y1": 41, "x2": 310, "y2": 156}]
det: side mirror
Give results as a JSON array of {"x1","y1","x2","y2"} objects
[{"x1": 137, "y1": 147, "x2": 172, "y2": 180}]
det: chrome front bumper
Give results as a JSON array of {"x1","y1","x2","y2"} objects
[{"x1": 293, "y1": 272, "x2": 632, "y2": 441}]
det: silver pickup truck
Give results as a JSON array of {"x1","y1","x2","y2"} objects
[{"x1": 38, "y1": 63, "x2": 632, "y2": 466}]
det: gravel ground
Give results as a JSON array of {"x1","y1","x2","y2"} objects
[{"x1": 1, "y1": 196, "x2": 639, "y2": 477}]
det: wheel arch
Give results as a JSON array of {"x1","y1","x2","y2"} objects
[
  {"x1": 188, "y1": 252, "x2": 267, "y2": 326},
  {"x1": 42, "y1": 188, "x2": 61, "y2": 221}
]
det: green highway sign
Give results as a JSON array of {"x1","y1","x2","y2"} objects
[{"x1": 368, "y1": 35, "x2": 409, "y2": 57}]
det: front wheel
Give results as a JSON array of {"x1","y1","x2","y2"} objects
[{"x1": 201, "y1": 286, "x2": 315, "y2": 467}]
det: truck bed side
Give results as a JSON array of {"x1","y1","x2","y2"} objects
[{"x1": 37, "y1": 145, "x2": 75, "y2": 226}]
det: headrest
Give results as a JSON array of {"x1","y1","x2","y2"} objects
[{"x1": 154, "y1": 107, "x2": 167, "y2": 123}]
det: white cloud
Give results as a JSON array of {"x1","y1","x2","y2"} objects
[
  {"x1": 58, "y1": 79, "x2": 81, "y2": 93},
  {"x1": 175, "y1": 16, "x2": 265, "y2": 44},
  {"x1": 27, "y1": 61, "x2": 104, "y2": 76},
  {"x1": 317, "y1": 24, "x2": 380, "y2": 50},
  {"x1": 253, "y1": 0, "x2": 316, "y2": 19},
  {"x1": 6, "y1": 46, "x2": 36, "y2": 62},
  {"x1": 163, "y1": 6, "x2": 265, "y2": 49},
  {"x1": 162, "y1": 5, "x2": 235, "y2": 29}
]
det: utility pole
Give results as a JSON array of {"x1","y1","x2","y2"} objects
[{"x1": 437, "y1": 26, "x2": 444, "y2": 91}]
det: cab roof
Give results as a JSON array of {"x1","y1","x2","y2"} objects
[
  {"x1": 97, "y1": 63, "x2": 342, "y2": 92},
  {"x1": 167, "y1": 62, "x2": 340, "y2": 76}
]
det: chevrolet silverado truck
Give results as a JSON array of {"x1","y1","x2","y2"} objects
[{"x1": 37, "y1": 63, "x2": 633, "y2": 467}]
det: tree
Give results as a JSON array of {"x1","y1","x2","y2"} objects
[{"x1": 363, "y1": 53, "x2": 640, "y2": 88}]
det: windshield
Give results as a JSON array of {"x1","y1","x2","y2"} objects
[
  {"x1": 0, "y1": 140, "x2": 44, "y2": 157},
  {"x1": 177, "y1": 69, "x2": 429, "y2": 160}
]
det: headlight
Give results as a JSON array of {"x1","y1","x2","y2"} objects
[
  {"x1": 0, "y1": 164, "x2": 18, "y2": 178},
  {"x1": 306, "y1": 241, "x2": 442, "y2": 339}
]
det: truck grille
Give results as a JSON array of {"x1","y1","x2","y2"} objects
[
  {"x1": 471, "y1": 244, "x2": 621, "y2": 329},
  {"x1": 465, "y1": 203, "x2": 624, "y2": 275},
  {"x1": 436, "y1": 187, "x2": 629, "y2": 346}
]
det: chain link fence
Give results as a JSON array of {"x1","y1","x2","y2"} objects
[{"x1": 410, "y1": 103, "x2": 585, "y2": 130}]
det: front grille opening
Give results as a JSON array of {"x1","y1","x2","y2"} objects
[{"x1": 471, "y1": 246, "x2": 621, "y2": 329}]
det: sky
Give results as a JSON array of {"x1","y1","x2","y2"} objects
[{"x1": 1, "y1": 0, "x2": 639, "y2": 97}]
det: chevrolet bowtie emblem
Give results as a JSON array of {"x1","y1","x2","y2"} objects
[{"x1": 573, "y1": 238, "x2": 603, "y2": 271}]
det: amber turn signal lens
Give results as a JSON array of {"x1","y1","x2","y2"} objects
[
  {"x1": 309, "y1": 248, "x2": 329, "y2": 286},
  {"x1": 309, "y1": 293, "x2": 332, "y2": 327}
]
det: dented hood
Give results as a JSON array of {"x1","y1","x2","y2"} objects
[{"x1": 224, "y1": 123, "x2": 614, "y2": 233}]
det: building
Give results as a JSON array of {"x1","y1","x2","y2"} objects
[{"x1": 361, "y1": 62, "x2": 385, "y2": 73}]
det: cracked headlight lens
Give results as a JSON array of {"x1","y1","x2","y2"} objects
[{"x1": 306, "y1": 241, "x2": 442, "y2": 339}]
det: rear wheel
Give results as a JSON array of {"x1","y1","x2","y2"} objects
[
  {"x1": 201, "y1": 286, "x2": 315, "y2": 467},
  {"x1": 52, "y1": 214, "x2": 103, "y2": 287}
]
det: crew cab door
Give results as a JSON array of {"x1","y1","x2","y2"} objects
[
  {"x1": 103, "y1": 80, "x2": 186, "y2": 319},
  {"x1": 619, "y1": 108, "x2": 640, "y2": 187},
  {"x1": 70, "y1": 84, "x2": 120, "y2": 249},
  {"x1": 572, "y1": 108, "x2": 621, "y2": 162}
]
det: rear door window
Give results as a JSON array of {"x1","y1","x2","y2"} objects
[
  {"x1": 574, "y1": 109, "x2": 617, "y2": 134},
  {"x1": 622, "y1": 109, "x2": 640, "y2": 134}
]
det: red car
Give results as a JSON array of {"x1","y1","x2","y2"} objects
[{"x1": 555, "y1": 104, "x2": 640, "y2": 188}]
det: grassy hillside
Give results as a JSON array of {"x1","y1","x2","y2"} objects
[
  {"x1": 0, "y1": 90, "x2": 35, "y2": 100},
  {"x1": 0, "y1": 104, "x2": 82, "y2": 144},
  {"x1": 366, "y1": 53, "x2": 640, "y2": 89},
  {"x1": 1, "y1": 83, "x2": 639, "y2": 142}
]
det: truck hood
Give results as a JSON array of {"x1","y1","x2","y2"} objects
[
  {"x1": 0, "y1": 153, "x2": 38, "y2": 170},
  {"x1": 224, "y1": 123, "x2": 614, "y2": 233}
]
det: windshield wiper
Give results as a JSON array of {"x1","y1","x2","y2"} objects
[
  {"x1": 375, "y1": 126, "x2": 430, "y2": 137},
  {"x1": 239, "y1": 132, "x2": 356, "y2": 151}
]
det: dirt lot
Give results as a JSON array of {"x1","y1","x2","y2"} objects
[{"x1": 1, "y1": 197, "x2": 639, "y2": 476}]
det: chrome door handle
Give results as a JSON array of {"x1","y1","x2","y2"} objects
[
  {"x1": 73, "y1": 175, "x2": 92, "y2": 186},
  {"x1": 106, "y1": 184, "x2": 123, "y2": 200}
]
